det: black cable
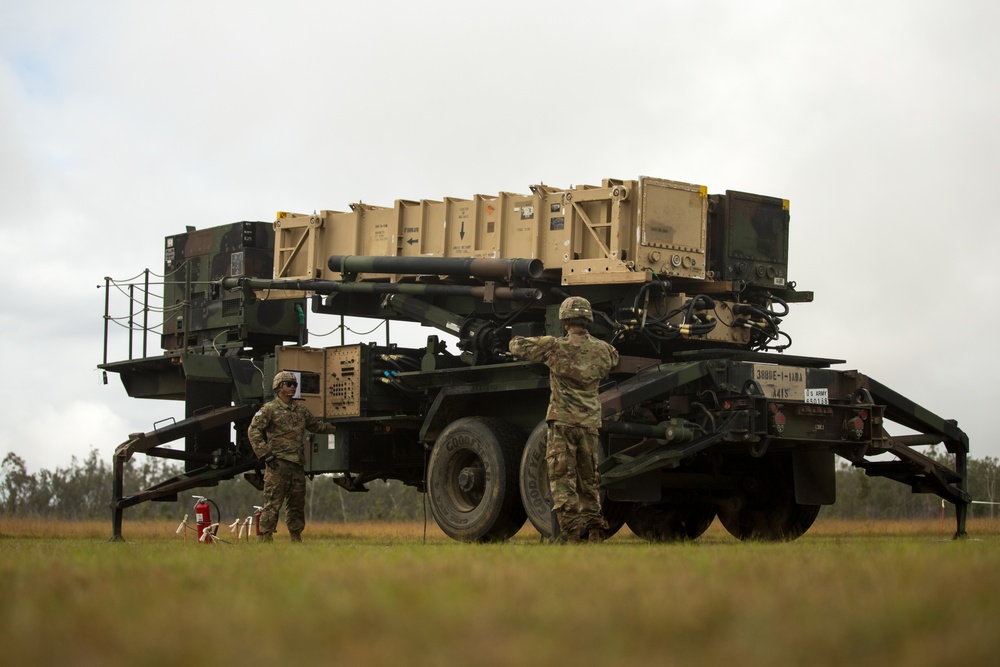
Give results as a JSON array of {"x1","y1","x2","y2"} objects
[
  {"x1": 495, "y1": 296, "x2": 536, "y2": 329},
  {"x1": 422, "y1": 446, "x2": 429, "y2": 544},
  {"x1": 386, "y1": 355, "x2": 421, "y2": 370},
  {"x1": 765, "y1": 296, "x2": 789, "y2": 318},
  {"x1": 380, "y1": 357, "x2": 406, "y2": 373},
  {"x1": 344, "y1": 321, "x2": 385, "y2": 336},
  {"x1": 761, "y1": 330, "x2": 792, "y2": 352},
  {"x1": 207, "y1": 498, "x2": 222, "y2": 536},
  {"x1": 308, "y1": 325, "x2": 344, "y2": 337},
  {"x1": 378, "y1": 377, "x2": 424, "y2": 394}
]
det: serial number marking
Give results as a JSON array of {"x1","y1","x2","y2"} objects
[
  {"x1": 805, "y1": 388, "x2": 829, "y2": 405},
  {"x1": 753, "y1": 364, "x2": 806, "y2": 401},
  {"x1": 754, "y1": 367, "x2": 804, "y2": 383}
]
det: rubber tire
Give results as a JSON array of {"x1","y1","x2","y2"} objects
[
  {"x1": 518, "y1": 421, "x2": 626, "y2": 539},
  {"x1": 625, "y1": 501, "x2": 716, "y2": 542},
  {"x1": 427, "y1": 417, "x2": 526, "y2": 542}
]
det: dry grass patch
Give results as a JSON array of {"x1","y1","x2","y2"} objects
[
  {"x1": 1, "y1": 516, "x2": 999, "y2": 667},
  {"x1": 3, "y1": 515, "x2": 996, "y2": 542}
]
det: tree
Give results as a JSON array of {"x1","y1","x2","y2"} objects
[
  {"x1": 0, "y1": 453, "x2": 36, "y2": 516},
  {"x1": 966, "y1": 456, "x2": 998, "y2": 518}
]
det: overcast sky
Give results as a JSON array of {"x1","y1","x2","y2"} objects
[{"x1": 2, "y1": 1, "x2": 998, "y2": 480}]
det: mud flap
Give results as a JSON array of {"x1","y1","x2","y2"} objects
[{"x1": 792, "y1": 451, "x2": 836, "y2": 505}]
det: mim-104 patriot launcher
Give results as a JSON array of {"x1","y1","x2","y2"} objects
[{"x1": 100, "y1": 176, "x2": 970, "y2": 542}]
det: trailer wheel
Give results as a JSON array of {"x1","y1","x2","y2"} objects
[
  {"x1": 717, "y1": 456, "x2": 820, "y2": 541},
  {"x1": 625, "y1": 501, "x2": 717, "y2": 542},
  {"x1": 518, "y1": 421, "x2": 626, "y2": 539},
  {"x1": 427, "y1": 417, "x2": 526, "y2": 542}
]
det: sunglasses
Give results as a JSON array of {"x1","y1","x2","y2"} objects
[{"x1": 282, "y1": 381, "x2": 298, "y2": 388}]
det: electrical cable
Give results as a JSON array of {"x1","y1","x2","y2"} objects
[
  {"x1": 212, "y1": 329, "x2": 229, "y2": 356},
  {"x1": 307, "y1": 325, "x2": 344, "y2": 337},
  {"x1": 344, "y1": 321, "x2": 386, "y2": 336},
  {"x1": 422, "y1": 445, "x2": 429, "y2": 544}
]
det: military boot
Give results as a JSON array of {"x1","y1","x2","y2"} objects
[
  {"x1": 586, "y1": 528, "x2": 606, "y2": 543},
  {"x1": 256, "y1": 533, "x2": 273, "y2": 543},
  {"x1": 548, "y1": 509, "x2": 566, "y2": 544},
  {"x1": 289, "y1": 531, "x2": 303, "y2": 543}
]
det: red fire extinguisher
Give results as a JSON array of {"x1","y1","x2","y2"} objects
[
  {"x1": 253, "y1": 505, "x2": 263, "y2": 537},
  {"x1": 193, "y1": 495, "x2": 218, "y2": 544}
]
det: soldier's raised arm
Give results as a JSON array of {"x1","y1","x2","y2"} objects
[{"x1": 508, "y1": 335, "x2": 556, "y2": 363}]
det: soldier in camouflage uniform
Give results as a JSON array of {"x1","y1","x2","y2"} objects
[
  {"x1": 248, "y1": 371, "x2": 336, "y2": 542},
  {"x1": 508, "y1": 297, "x2": 619, "y2": 543}
]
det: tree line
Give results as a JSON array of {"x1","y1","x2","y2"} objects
[
  {"x1": 0, "y1": 450, "x2": 428, "y2": 524},
  {"x1": 1, "y1": 448, "x2": 997, "y2": 523}
]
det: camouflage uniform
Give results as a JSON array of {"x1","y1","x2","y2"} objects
[
  {"x1": 248, "y1": 372, "x2": 336, "y2": 540},
  {"x1": 509, "y1": 317, "x2": 618, "y2": 541}
]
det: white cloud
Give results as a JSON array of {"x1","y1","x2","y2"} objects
[{"x1": 2, "y1": 396, "x2": 141, "y2": 472}]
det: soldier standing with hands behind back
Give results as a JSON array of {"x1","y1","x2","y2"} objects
[
  {"x1": 248, "y1": 371, "x2": 337, "y2": 542},
  {"x1": 508, "y1": 297, "x2": 619, "y2": 543}
]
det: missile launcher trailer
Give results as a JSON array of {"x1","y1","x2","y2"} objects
[{"x1": 101, "y1": 176, "x2": 970, "y2": 542}]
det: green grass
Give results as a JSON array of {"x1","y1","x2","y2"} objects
[{"x1": 2, "y1": 518, "x2": 999, "y2": 667}]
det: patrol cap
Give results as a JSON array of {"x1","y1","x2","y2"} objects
[
  {"x1": 558, "y1": 296, "x2": 594, "y2": 322},
  {"x1": 272, "y1": 371, "x2": 297, "y2": 390}
]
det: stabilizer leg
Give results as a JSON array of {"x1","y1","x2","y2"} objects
[{"x1": 109, "y1": 447, "x2": 127, "y2": 542}]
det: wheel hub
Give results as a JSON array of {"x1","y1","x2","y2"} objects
[{"x1": 458, "y1": 466, "x2": 482, "y2": 494}]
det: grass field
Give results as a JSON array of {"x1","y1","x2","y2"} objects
[{"x1": 2, "y1": 517, "x2": 998, "y2": 667}]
